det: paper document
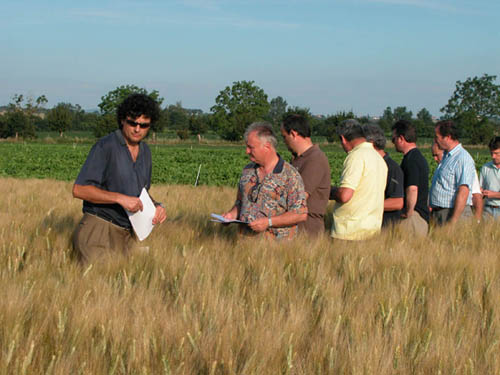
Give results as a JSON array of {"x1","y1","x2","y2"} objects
[
  {"x1": 127, "y1": 188, "x2": 156, "y2": 241},
  {"x1": 211, "y1": 213, "x2": 246, "y2": 224}
]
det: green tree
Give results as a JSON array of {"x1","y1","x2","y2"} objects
[
  {"x1": 322, "y1": 111, "x2": 355, "y2": 143},
  {"x1": 79, "y1": 111, "x2": 100, "y2": 132},
  {"x1": 455, "y1": 112, "x2": 495, "y2": 145},
  {"x1": 267, "y1": 96, "x2": 288, "y2": 126},
  {"x1": 167, "y1": 102, "x2": 189, "y2": 130},
  {"x1": 98, "y1": 84, "x2": 163, "y2": 115},
  {"x1": 188, "y1": 113, "x2": 209, "y2": 136},
  {"x1": 96, "y1": 84, "x2": 164, "y2": 137},
  {"x1": 441, "y1": 74, "x2": 500, "y2": 144},
  {"x1": 3, "y1": 94, "x2": 47, "y2": 138},
  {"x1": 378, "y1": 106, "x2": 394, "y2": 132},
  {"x1": 414, "y1": 108, "x2": 434, "y2": 138},
  {"x1": 0, "y1": 114, "x2": 7, "y2": 138},
  {"x1": 393, "y1": 106, "x2": 413, "y2": 122},
  {"x1": 441, "y1": 74, "x2": 500, "y2": 120},
  {"x1": 94, "y1": 114, "x2": 116, "y2": 139},
  {"x1": 47, "y1": 103, "x2": 73, "y2": 137},
  {"x1": 211, "y1": 81, "x2": 270, "y2": 141},
  {"x1": 4, "y1": 111, "x2": 32, "y2": 138}
]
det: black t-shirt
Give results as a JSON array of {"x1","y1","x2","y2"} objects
[
  {"x1": 383, "y1": 153, "x2": 404, "y2": 226},
  {"x1": 400, "y1": 148, "x2": 430, "y2": 223}
]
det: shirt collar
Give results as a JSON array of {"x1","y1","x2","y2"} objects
[
  {"x1": 114, "y1": 129, "x2": 144, "y2": 149},
  {"x1": 115, "y1": 129, "x2": 127, "y2": 146},
  {"x1": 253, "y1": 154, "x2": 285, "y2": 174},
  {"x1": 295, "y1": 144, "x2": 316, "y2": 159},
  {"x1": 349, "y1": 141, "x2": 371, "y2": 154},
  {"x1": 444, "y1": 143, "x2": 463, "y2": 158},
  {"x1": 273, "y1": 154, "x2": 285, "y2": 173}
]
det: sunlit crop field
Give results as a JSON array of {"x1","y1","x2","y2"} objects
[
  {"x1": 0, "y1": 141, "x2": 492, "y2": 186},
  {"x1": 1, "y1": 177, "x2": 500, "y2": 374}
]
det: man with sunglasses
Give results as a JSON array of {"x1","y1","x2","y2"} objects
[
  {"x1": 72, "y1": 93, "x2": 166, "y2": 263},
  {"x1": 222, "y1": 122, "x2": 308, "y2": 239}
]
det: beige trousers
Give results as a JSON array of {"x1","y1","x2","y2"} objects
[
  {"x1": 399, "y1": 211, "x2": 428, "y2": 237},
  {"x1": 72, "y1": 213, "x2": 136, "y2": 264}
]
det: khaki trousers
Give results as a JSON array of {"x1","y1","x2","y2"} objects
[
  {"x1": 399, "y1": 211, "x2": 428, "y2": 237},
  {"x1": 72, "y1": 213, "x2": 136, "y2": 264}
]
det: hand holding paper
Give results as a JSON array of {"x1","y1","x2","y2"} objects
[
  {"x1": 211, "y1": 213, "x2": 246, "y2": 224},
  {"x1": 127, "y1": 188, "x2": 156, "y2": 241}
]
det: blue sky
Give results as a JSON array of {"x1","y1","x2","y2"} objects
[{"x1": 1, "y1": 0, "x2": 499, "y2": 117}]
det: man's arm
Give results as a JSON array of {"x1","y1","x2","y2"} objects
[
  {"x1": 222, "y1": 203, "x2": 240, "y2": 221},
  {"x1": 472, "y1": 193, "x2": 483, "y2": 220},
  {"x1": 450, "y1": 185, "x2": 470, "y2": 224},
  {"x1": 482, "y1": 190, "x2": 500, "y2": 199},
  {"x1": 248, "y1": 211, "x2": 307, "y2": 233},
  {"x1": 404, "y1": 185, "x2": 418, "y2": 217},
  {"x1": 385, "y1": 197, "x2": 404, "y2": 211},
  {"x1": 72, "y1": 184, "x2": 143, "y2": 213},
  {"x1": 147, "y1": 194, "x2": 167, "y2": 225},
  {"x1": 330, "y1": 186, "x2": 354, "y2": 203},
  {"x1": 299, "y1": 155, "x2": 330, "y2": 202}
]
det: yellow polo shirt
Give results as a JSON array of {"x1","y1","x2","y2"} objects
[{"x1": 331, "y1": 142, "x2": 388, "y2": 240}]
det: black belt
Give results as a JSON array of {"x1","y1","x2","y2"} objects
[
  {"x1": 487, "y1": 205, "x2": 500, "y2": 209},
  {"x1": 432, "y1": 207, "x2": 448, "y2": 212}
]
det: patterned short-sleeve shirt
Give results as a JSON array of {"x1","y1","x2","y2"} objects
[{"x1": 236, "y1": 156, "x2": 308, "y2": 239}]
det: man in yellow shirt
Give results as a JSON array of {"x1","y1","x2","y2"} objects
[{"x1": 330, "y1": 119, "x2": 388, "y2": 240}]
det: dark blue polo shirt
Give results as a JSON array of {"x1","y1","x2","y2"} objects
[{"x1": 75, "y1": 129, "x2": 152, "y2": 229}]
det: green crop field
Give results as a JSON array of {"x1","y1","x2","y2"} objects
[{"x1": 0, "y1": 141, "x2": 492, "y2": 186}]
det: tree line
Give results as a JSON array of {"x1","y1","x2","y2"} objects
[{"x1": 1, "y1": 74, "x2": 499, "y2": 144}]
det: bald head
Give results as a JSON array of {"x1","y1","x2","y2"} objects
[{"x1": 432, "y1": 142, "x2": 443, "y2": 164}]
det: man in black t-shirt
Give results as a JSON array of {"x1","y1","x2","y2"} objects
[{"x1": 392, "y1": 120, "x2": 430, "y2": 236}]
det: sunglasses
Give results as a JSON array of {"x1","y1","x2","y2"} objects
[{"x1": 125, "y1": 119, "x2": 151, "y2": 128}]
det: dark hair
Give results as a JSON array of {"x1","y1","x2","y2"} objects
[
  {"x1": 117, "y1": 93, "x2": 160, "y2": 128},
  {"x1": 489, "y1": 136, "x2": 500, "y2": 151},
  {"x1": 282, "y1": 113, "x2": 311, "y2": 138},
  {"x1": 391, "y1": 120, "x2": 416, "y2": 143},
  {"x1": 435, "y1": 120, "x2": 460, "y2": 141},
  {"x1": 363, "y1": 123, "x2": 386, "y2": 150},
  {"x1": 244, "y1": 121, "x2": 277, "y2": 149},
  {"x1": 336, "y1": 119, "x2": 364, "y2": 141}
]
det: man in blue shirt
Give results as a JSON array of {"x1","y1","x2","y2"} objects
[
  {"x1": 429, "y1": 120, "x2": 476, "y2": 225},
  {"x1": 480, "y1": 136, "x2": 500, "y2": 219},
  {"x1": 72, "y1": 94, "x2": 166, "y2": 263}
]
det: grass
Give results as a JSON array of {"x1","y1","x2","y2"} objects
[{"x1": 1, "y1": 177, "x2": 500, "y2": 374}]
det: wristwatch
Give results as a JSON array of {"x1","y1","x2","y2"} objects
[{"x1": 155, "y1": 202, "x2": 165, "y2": 209}]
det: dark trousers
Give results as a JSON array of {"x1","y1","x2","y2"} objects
[{"x1": 431, "y1": 205, "x2": 472, "y2": 226}]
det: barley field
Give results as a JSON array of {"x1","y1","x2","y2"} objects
[{"x1": 1, "y1": 177, "x2": 500, "y2": 374}]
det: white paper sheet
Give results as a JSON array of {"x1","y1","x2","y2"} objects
[
  {"x1": 127, "y1": 188, "x2": 156, "y2": 241},
  {"x1": 210, "y1": 213, "x2": 246, "y2": 224}
]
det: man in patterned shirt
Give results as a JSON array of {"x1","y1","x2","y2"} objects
[
  {"x1": 430, "y1": 120, "x2": 476, "y2": 225},
  {"x1": 222, "y1": 122, "x2": 308, "y2": 239}
]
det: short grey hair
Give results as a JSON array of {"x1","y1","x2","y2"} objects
[
  {"x1": 336, "y1": 119, "x2": 364, "y2": 141},
  {"x1": 363, "y1": 123, "x2": 386, "y2": 150},
  {"x1": 244, "y1": 122, "x2": 277, "y2": 149}
]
